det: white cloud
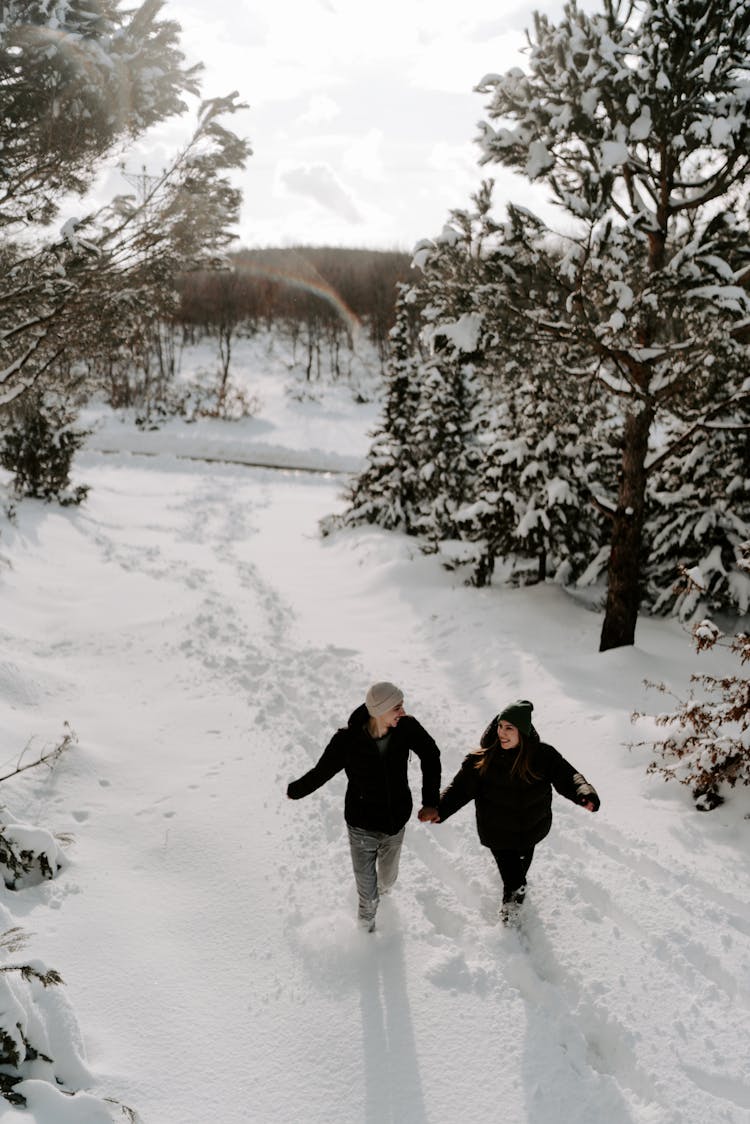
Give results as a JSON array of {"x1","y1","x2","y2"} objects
[
  {"x1": 299, "y1": 95, "x2": 341, "y2": 126},
  {"x1": 151, "y1": 0, "x2": 582, "y2": 248},
  {"x1": 279, "y1": 162, "x2": 363, "y2": 224}
]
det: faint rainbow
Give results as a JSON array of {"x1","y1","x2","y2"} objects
[{"x1": 234, "y1": 262, "x2": 362, "y2": 337}]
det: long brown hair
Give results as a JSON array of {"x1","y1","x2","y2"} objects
[{"x1": 475, "y1": 730, "x2": 541, "y2": 784}]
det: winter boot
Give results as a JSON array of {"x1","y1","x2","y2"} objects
[{"x1": 499, "y1": 886, "x2": 526, "y2": 926}]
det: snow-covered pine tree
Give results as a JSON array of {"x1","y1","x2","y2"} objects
[
  {"x1": 407, "y1": 352, "x2": 480, "y2": 549},
  {"x1": 0, "y1": 4, "x2": 249, "y2": 497},
  {"x1": 474, "y1": 0, "x2": 750, "y2": 650},
  {"x1": 394, "y1": 188, "x2": 496, "y2": 551},
  {"x1": 645, "y1": 426, "x2": 750, "y2": 617},
  {"x1": 431, "y1": 194, "x2": 617, "y2": 587},
  {"x1": 456, "y1": 357, "x2": 613, "y2": 587},
  {"x1": 338, "y1": 190, "x2": 489, "y2": 545},
  {"x1": 0, "y1": 0, "x2": 202, "y2": 232},
  {"x1": 0, "y1": 5, "x2": 250, "y2": 410},
  {"x1": 644, "y1": 205, "x2": 750, "y2": 617},
  {"x1": 339, "y1": 180, "x2": 615, "y2": 585},
  {"x1": 331, "y1": 285, "x2": 425, "y2": 532},
  {"x1": 0, "y1": 390, "x2": 90, "y2": 505}
]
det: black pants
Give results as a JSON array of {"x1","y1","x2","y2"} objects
[{"x1": 490, "y1": 846, "x2": 535, "y2": 903}]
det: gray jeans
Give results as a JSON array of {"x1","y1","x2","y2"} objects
[{"x1": 347, "y1": 824, "x2": 405, "y2": 922}]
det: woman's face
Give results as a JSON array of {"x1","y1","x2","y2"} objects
[{"x1": 497, "y1": 720, "x2": 520, "y2": 750}]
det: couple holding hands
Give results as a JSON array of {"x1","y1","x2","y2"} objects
[{"x1": 287, "y1": 681, "x2": 599, "y2": 931}]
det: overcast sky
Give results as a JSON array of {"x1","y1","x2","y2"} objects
[{"x1": 121, "y1": 0, "x2": 572, "y2": 252}]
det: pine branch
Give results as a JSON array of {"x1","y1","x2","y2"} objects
[
  {"x1": 645, "y1": 387, "x2": 750, "y2": 474},
  {"x1": 0, "y1": 965, "x2": 63, "y2": 987},
  {"x1": 0, "y1": 927, "x2": 28, "y2": 955}
]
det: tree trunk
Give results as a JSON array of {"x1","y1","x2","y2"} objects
[
  {"x1": 599, "y1": 402, "x2": 653, "y2": 651},
  {"x1": 305, "y1": 322, "x2": 314, "y2": 382},
  {"x1": 218, "y1": 324, "x2": 232, "y2": 403}
]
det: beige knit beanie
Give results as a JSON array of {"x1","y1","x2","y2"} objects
[{"x1": 365, "y1": 681, "x2": 404, "y2": 717}]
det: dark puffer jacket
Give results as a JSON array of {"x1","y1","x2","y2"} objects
[
  {"x1": 287, "y1": 704, "x2": 441, "y2": 835},
  {"x1": 437, "y1": 732, "x2": 589, "y2": 851}
]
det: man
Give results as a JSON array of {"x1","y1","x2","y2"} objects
[{"x1": 287, "y1": 681, "x2": 441, "y2": 931}]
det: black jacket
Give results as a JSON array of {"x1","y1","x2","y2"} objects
[
  {"x1": 438, "y1": 734, "x2": 586, "y2": 851},
  {"x1": 287, "y1": 704, "x2": 441, "y2": 835}
]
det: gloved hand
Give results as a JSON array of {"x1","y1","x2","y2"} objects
[{"x1": 573, "y1": 772, "x2": 600, "y2": 812}]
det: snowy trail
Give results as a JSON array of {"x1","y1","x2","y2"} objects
[{"x1": 1, "y1": 451, "x2": 749, "y2": 1123}]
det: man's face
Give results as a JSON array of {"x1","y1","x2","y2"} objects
[{"x1": 381, "y1": 702, "x2": 405, "y2": 729}]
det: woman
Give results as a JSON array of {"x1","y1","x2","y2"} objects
[{"x1": 421, "y1": 699, "x2": 599, "y2": 922}]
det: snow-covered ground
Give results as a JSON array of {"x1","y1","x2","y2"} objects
[
  {"x1": 0, "y1": 337, "x2": 748, "y2": 1124},
  {"x1": 80, "y1": 332, "x2": 380, "y2": 475}
]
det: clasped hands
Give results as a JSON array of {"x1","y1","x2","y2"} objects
[{"x1": 418, "y1": 806, "x2": 440, "y2": 823}]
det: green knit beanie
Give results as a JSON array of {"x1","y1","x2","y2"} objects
[{"x1": 497, "y1": 699, "x2": 534, "y2": 736}]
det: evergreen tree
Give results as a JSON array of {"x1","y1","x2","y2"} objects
[
  {"x1": 332, "y1": 286, "x2": 424, "y2": 531},
  {"x1": 0, "y1": 0, "x2": 202, "y2": 231},
  {"x1": 340, "y1": 181, "x2": 614, "y2": 589},
  {"x1": 473, "y1": 0, "x2": 750, "y2": 649},
  {"x1": 456, "y1": 360, "x2": 612, "y2": 587},
  {"x1": 408, "y1": 352, "x2": 480, "y2": 547},
  {"x1": 337, "y1": 196, "x2": 489, "y2": 541},
  {"x1": 645, "y1": 428, "x2": 750, "y2": 617},
  {"x1": 396, "y1": 187, "x2": 497, "y2": 548},
  {"x1": 0, "y1": 5, "x2": 250, "y2": 410},
  {"x1": 0, "y1": 390, "x2": 90, "y2": 504}
]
